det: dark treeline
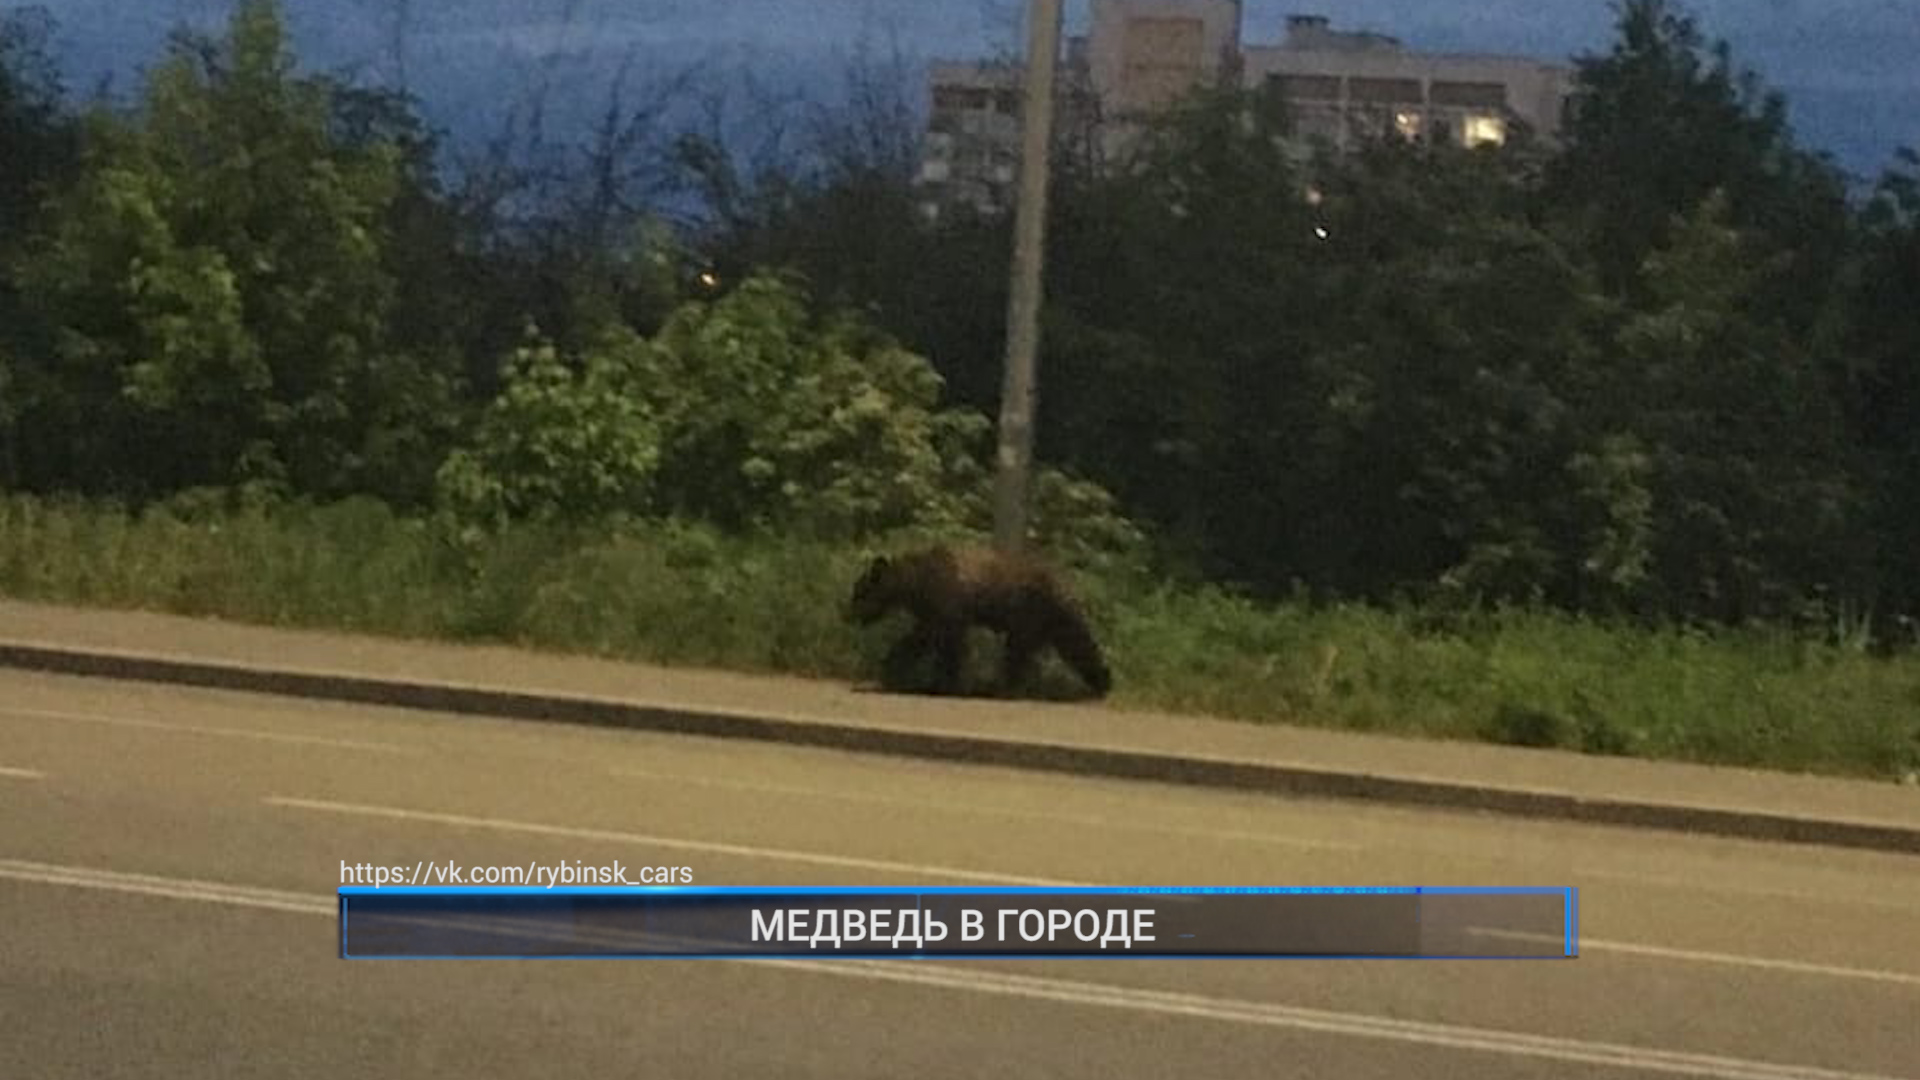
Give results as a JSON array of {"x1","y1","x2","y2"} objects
[{"x1": 2, "y1": 0, "x2": 1917, "y2": 644}]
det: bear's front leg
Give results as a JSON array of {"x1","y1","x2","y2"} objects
[
  {"x1": 876, "y1": 621, "x2": 929, "y2": 688},
  {"x1": 927, "y1": 625, "x2": 969, "y2": 696}
]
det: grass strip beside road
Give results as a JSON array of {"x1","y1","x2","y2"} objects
[{"x1": 2, "y1": 492, "x2": 1917, "y2": 783}]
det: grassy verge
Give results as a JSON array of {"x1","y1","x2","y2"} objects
[{"x1": 2, "y1": 492, "x2": 1917, "y2": 781}]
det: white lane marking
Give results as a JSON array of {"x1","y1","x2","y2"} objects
[
  {"x1": 643, "y1": 772, "x2": 1911, "y2": 911},
  {"x1": 607, "y1": 767, "x2": 1363, "y2": 853},
  {"x1": 761, "y1": 963, "x2": 1916, "y2": 1080},
  {"x1": 1569, "y1": 866, "x2": 1920, "y2": 912},
  {"x1": 1473, "y1": 930, "x2": 1920, "y2": 988},
  {"x1": 274, "y1": 796, "x2": 1919, "y2": 990},
  {"x1": 1, "y1": 705, "x2": 420, "y2": 754},
  {"x1": 263, "y1": 796, "x2": 1102, "y2": 887},
  {"x1": 0, "y1": 858, "x2": 327, "y2": 915},
  {"x1": 1, "y1": 858, "x2": 1908, "y2": 1080},
  {"x1": 0, "y1": 766, "x2": 47, "y2": 780}
]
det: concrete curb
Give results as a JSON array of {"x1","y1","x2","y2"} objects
[{"x1": 2, "y1": 639, "x2": 1916, "y2": 857}]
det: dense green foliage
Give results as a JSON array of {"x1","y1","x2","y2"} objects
[
  {"x1": 709, "y1": 0, "x2": 1920, "y2": 640},
  {"x1": 2, "y1": 0, "x2": 1918, "y2": 771}
]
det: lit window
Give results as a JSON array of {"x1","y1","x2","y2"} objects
[
  {"x1": 1463, "y1": 114, "x2": 1506, "y2": 147},
  {"x1": 1394, "y1": 110, "x2": 1422, "y2": 140}
]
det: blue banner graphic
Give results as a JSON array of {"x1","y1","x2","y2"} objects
[{"x1": 339, "y1": 886, "x2": 1578, "y2": 960}]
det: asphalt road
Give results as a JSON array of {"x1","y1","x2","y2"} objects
[{"x1": 2, "y1": 667, "x2": 1916, "y2": 1080}]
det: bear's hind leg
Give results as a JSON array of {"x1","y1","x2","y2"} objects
[
  {"x1": 999, "y1": 625, "x2": 1041, "y2": 697},
  {"x1": 881, "y1": 623, "x2": 934, "y2": 691},
  {"x1": 1047, "y1": 610, "x2": 1112, "y2": 699},
  {"x1": 929, "y1": 625, "x2": 969, "y2": 696}
]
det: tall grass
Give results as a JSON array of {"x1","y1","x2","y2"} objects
[{"x1": 2, "y1": 492, "x2": 1915, "y2": 781}]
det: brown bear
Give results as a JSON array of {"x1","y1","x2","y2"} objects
[{"x1": 846, "y1": 543, "x2": 1112, "y2": 699}]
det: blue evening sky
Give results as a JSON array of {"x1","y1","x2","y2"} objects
[{"x1": 20, "y1": 0, "x2": 1919, "y2": 182}]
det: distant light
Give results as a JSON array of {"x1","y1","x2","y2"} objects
[
  {"x1": 1314, "y1": 227, "x2": 1329, "y2": 240},
  {"x1": 698, "y1": 272, "x2": 719, "y2": 288}
]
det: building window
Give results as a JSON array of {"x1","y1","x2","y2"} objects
[
  {"x1": 1462, "y1": 114, "x2": 1506, "y2": 146},
  {"x1": 1270, "y1": 73, "x2": 1341, "y2": 102},
  {"x1": 1431, "y1": 81, "x2": 1508, "y2": 108},
  {"x1": 1348, "y1": 77, "x2": 1423, "y2": 104}
]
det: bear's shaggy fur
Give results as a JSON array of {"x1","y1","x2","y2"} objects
[{"x1": 847, "y1": 544, "x2": 1112, "y2": 699}]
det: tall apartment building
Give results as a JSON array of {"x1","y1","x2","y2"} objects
[
  {"x1": 1086, "y1": 0, "x2": 1244, "y2": 120},
  {"x1": 914, "y1": 36, "x2": 1111, "y2": 222},
  {"x1": 916, "y1": 59, "x2": 1029, "y2": 220},
  {"x1": 916, "y1": 4, "x2": 1573, "y2": 219}
]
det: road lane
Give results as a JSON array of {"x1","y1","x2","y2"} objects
[
  {"x1": 2, "y1": 862, "x2": 1912, "y2": 1080},
  {"x1": 5, "y1": 668, "x2": 1917, "y2": 952},
  {"x1": 2, "y1": 669, "x2": 1917, "y2": 1078},
  {"x1": 19, "y1": 881, "x2": 1864, "y2": 1080},
  {"x1": 5, "y1": 673, "x2": 1916, "y2": 964},
  {"x1": 1, "y1": 669, "x2": 1907, "y2": 894}
]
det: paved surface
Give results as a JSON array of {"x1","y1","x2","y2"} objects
[
  {"x1": 2, "y1": 668, "x2": 1917, "y2": 1079},
  {"x1": 1, "y1": 600, "x2": 1917, "y2": 854}
]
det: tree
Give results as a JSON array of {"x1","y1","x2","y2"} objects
[
  {"x1": 0, "y1": 5, "x2": 71, "y2": 248},
  {"x1": 1039, "y1": 83, "x2": 1325, "y2": 584},
  {"x1": 435, "y1": 270, "x2": 1145, "y2": 562},
  {"x1": 1602, "y1": 192, "x2": 1865, "y2": 623},
  {"x1": 435, "y1": 331, "x2": 665, "y2": 527},
  {"x1": 667, "y1": 37, "x2": 1016, "y2": 413},
  {"x1": 11, "y1": 0, "x2": 462, "y2": 503},
  {"x1": 1299, "y1": 139, "x2": 1614, "y2": 607},
  {"x1": 440, "y1": 273, "x2": 990, "y2": 539},
  {"x1": 1038, "y1": 85, "x2": 1622, "y2": 606},
  {"x1": 1834, "y1": 149, "x2": 1920, "y2": 629},
  {"x1": 639, "y1": 273, "x2": 991, "y2": 539},
  {"x1": 0, "y1": 6, "x2": 78, "y2": 487},
  {"x1": 1544, "y1": 0, "x2": 1850, "y2": 334}
]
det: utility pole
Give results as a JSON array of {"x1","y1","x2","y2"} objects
[{"x1": 991, "y1": 0, "x2": 1064, "y2": 553}]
